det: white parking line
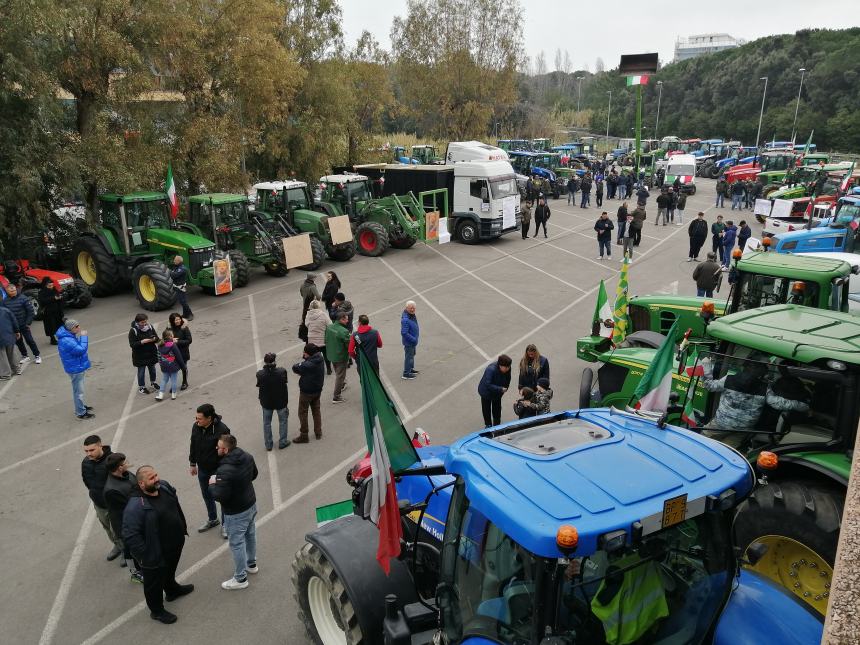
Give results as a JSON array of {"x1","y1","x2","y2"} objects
[
  {"x1": 249, "y1": 294, "x2": 281, "y2": 507},
  {"x1": 544, "y1": 241, "x2": 619, "y2": 271},
  {"x1": 486, "y1": 245, "x2": 586, "y2": 293},
  {"x1": 38, "y1": 379, "x2": 139, "y2": 645},
  {"x1": 379, "y1": 257, "x2": 491, "y2": 361},
  {"x1": 425, "y1": 244, "x2": 547, "y2": 322}
]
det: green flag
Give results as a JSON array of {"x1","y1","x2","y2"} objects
[
  {"x1": 593, "y1": 279, "x2": 613, "y2": 338},
  {"x1": 611, "y1": 256, "x2": 631, "y2": 346},
  {"x1": 632, "y1": 321, "x2": 679, "y2": 413}
]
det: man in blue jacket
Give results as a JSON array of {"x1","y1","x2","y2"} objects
[
  {"x1": 56, "y1": 319, "x2": 94, "y2": 419},
  {"x1": 478, "y1": 354, "x2": 513, "y2": 428},
  {"x1": 400, "y1": 300, "x2": 419, "y2": 380},
  {"x1": 722, "y1": 221, "x2": 738, "y2": 268},
  {"x1": 123, "y1": 465, "x2": 193, "y2": 624},
  {"x1": 2, "y1": 282, "x2": 40, "y2": 365}
]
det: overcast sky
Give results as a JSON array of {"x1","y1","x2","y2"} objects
[{"x1": 341, "y1": 1, "x2": 857, "y2": 70}]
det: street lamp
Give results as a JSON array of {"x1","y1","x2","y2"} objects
[
  {"x1": 755, "y1": 76, "x2": 768, "y2": 149},
  {"x1": 606, "y1": 90, "x2": 612, "y2": 144},
  {"x1": 790, "y1": 68, "x2": 806, "y2": 144},
  {"x1": 576, "y1": 76, "x2": 585, "y2": 113},
  {"x1": 655, "y1": 81, "x2": 663, "y2": 141}
]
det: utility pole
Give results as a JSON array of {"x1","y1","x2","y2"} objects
[
  {"x1": 576, "y1": 76, "x2": 584, "y2": 114},
  {"x1": 655, "y1": 81, "x2": 663, "y2": 141},
  {"x1": 790, "y1": 68, "x2": 806, "y2": 144},
  {"x1": 606, "y1": 90, "x2": 612, "y2": 150},
  {"x1": 755, "y1": 76, "x2": 768, "y2": 150}
]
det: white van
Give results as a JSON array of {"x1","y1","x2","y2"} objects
[{"x1": 664, "y1": 154, "x2": 697, "y2": 195}]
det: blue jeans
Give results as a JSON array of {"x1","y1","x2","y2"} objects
[
  {"x1": 580, "y1": 193, "x2": 590, "y2": 207},
  {"x1": 224, "y1": 504, "x2": 257, "y2": 581},
  {"x1": 70, "y1": 371, "x2": 87, "y2": 416},
  {"x1": 598, "y1": 239, "x2": 611, "y2": 258},
  {"x1": 723, "y1": 244, "x2": 734, "y2": 266},
  {"x1": 137, "y1": 364, "x2": 156, "y2": 387},
  {"x1": 403, "y1": 345, "x2": 416, "y2": 377},
  {"x1": 159, "y1": 370, "x2": 179, "y2": 393},
  {"x1": 262, "y1": 407, "x2": 288, "y2": 449},
  {"x1": 697, "y1": 288, "x2": 714, "y2": 297},
  {"x1": 715, "y1": 193, "x2": 724, "y2": 207},
  {"x1": 731, "y1": 194, "x2": 742, "y2": 210},
  {"x1": 616, "y1": 220, "x2": 627, "y2": 243},
  {"x1": 618, "y1": 185, "x2": 627, "y2": 199},
  {"x1": 197, "y1": 469, "x2": 219, "y2": 523}
]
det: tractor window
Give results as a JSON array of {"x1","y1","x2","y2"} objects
[
  {"x1": 284, "y1": 188, "x2": 309, "y2": 211},
  {"x1": 100, "y1": 202, "x2": 122, "y2": 228},
  {"x1": 126, "y1": 200, "x2": 168, "y2": 229},
  {"x1": 440, "y1": 483, "x2": 538, "y2": 644},
  {"x1": 343, "y1": 182, "x2": 371, "y2": 203},
  {"x1": 734, "y1": 274, "x2": 820, "y2": 311},
  {"x1": 554, "y1": 513, "x2": 733, "y2": 644},
  {"x1": 682, "y1": 350, "x2": 847, "y2": 449},
  {"x1": 216, "y1": 202, "x2": 246, "y2": 226}
]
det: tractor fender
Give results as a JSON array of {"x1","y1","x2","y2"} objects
[
  {"x1": 305, "y1": 514, "x2": 419, "y2": 640},
  {"x1": 714, "y1": 569, "x2": 822, "y2": 644},
  {"x1": 81, "y1": 230, "x2": 119, "y2": 257}
]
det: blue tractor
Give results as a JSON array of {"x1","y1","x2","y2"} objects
[
  {"x1": 509, "y1": 150, "x2": 562, "y2": 199},
  {"x1": 770, "y1": 193, "x2": 860, "y2": 254},
  {"x1": 291, "y1": 408, "x2": 823, "y2": 645},
  {"x1": 710, "y1": 148, "x2": 758, "y2": 179}
]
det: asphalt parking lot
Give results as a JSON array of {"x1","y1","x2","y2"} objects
[{"x1": 3, "y1": 177, "x2": 742, "y2": 644}]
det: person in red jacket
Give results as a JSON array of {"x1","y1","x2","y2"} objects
[{"x1": 348, "y1": 314, "x2": 382, "y2": 373}]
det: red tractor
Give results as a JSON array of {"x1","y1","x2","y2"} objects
[{"x1": 0, "y1": 259, "x2": 92, "y2": 320}]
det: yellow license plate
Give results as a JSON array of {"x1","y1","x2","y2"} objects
[{"x1": 661, "y1": 494, "x2": 688, "y2": 529}]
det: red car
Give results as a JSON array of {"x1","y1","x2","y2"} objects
[{"x1": 0, "y1": 259, "x2": 92, "y2": 319}]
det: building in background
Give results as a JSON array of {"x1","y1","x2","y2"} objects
[{"x1": 674, "y1": 33, "x2": 745, "y2": 62}]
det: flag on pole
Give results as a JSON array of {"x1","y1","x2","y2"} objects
[
  {"x1": 166, "y1": 163, "x2": 179, "y2": 219},
  {"x1": 626, "y1": 75, "x2": 649, "y2": 86},
  {"x1": 593, "y1": 279, "x2": 613, "y2": 338},
  {"x1": 803, "y1": 129, "x2": 814, "y2": 153},
  {"x1": 840, "y1": 162, "x2": 855, "y2": 193},
  {"x1": 683, "y1": 344, "x2": 704, "y2": 377},
  {"x1": 680, "y1": 382, "x2": 698, "y2": 428},
  {"x1": 632, "y1": 321, "x2": 679, "y2": 413},
  {"x1": 357, "y1": 342, "x2": 420, "y2": 574},
  {"x1": 611, "y1": 256, "x2": 631, "y2": 346}
]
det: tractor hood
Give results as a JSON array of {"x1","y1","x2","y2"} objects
[
  {"x1": 146, "y1": 228, "x2": 215, "y2": 251},
  {"x1": 444, "y1": 408, "x2": 753, "y2": 558}
]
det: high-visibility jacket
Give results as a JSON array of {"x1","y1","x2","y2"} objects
[{"x1": 590, "y1": 553, "x2": 669, "y2": 645}]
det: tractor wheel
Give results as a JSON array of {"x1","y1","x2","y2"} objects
[
  {"x1": 298, "y1": 237, "x2": 327, "y2": 270},
  {"x1": 579, "y1": 367, "x2": 594, "y2": 409},
  {"x1": 131, "y1": 262, "x2": 176, "y2": 312},
  {"x1": 66, "y1": 280, "x2": 93, "y2": 309},
  {"x1": 762, "y1": 184, "x2": 781, "y2": 199},
  {"x1": 734, "y1": 479, "x2": 843, "y2": 617},
  {"x1": 327, "y1": 241, "x2": 356, "y2": 262},
  {"x1": 228, "y1": 250, "x2": 251, "y2": 288},
  {"x1": 457, "y1": 220, "x2": 480, "y2": 245},
  {"x1": 355, "y1": 222, "x2": 390, "y2": 257},
  {"x1": 24, "y1": 289, "x2": 42, "y2": 321},
  {"x1": 72, "y1": 236, "x2": 122, "y2": 296},
  {"x1": 264, "y1": 263, "x2": 288, "y2": 277},
  {"x1": 389, "y1": 234, "x2": 417, "y2": 250},
  {"x1": 709, "y1": 164, "x2": 722, "y2": 179},
  {"x1": 292, "y1": 541, "x2": 366, "y2": 645}
]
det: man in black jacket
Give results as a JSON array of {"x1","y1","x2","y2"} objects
[
  {"x1": 687, "y1": 212, "x2": 709, "y2": 261},
  {"x1": 188, "y1": 403, "x2": 231, "y2": 534},
  {"x1": 256, "y1": 352, "x2": 290, "y2": 451},
  {"x1": 82, "y1": 435, "x2": 123, "y2": 561},
  {"x1": 104, "y1": 453, "x2": 144, "y2": 582},
  {"x1": 123, "y1": 466, "x2": 193, "y2": 624},
  {"x1": 292, "y1": 343, "x2": 325, "y2": 442},
  {"x1": 209, "y1": 434, "x2": 259, "y2": 590}
]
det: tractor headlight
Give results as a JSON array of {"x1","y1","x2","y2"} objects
[{"x1": 598, "y1": 529, "x2": 627, "y2": 554}]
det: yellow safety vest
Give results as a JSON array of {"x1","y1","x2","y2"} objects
[{"x1": 590, "y1": 553, "x2": 669, "y2": 645}]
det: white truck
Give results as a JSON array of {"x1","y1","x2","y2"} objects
[{"x1": 444, "y1": 140, "x2": 509, "y2": 163}]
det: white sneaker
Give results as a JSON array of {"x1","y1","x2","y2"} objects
[
  {"x1": 246, "y1": 562, "x2": 258, "y2": 574},
  {"x1": 34, "y1": 356, "x2": 42, "y2": 364},
  {"x1": 155, "y1": 391, "x2": 164, "y2": 401},
  {"x1": 687, "y1": 258, "x2": 693, "y2": 262},
  {"x1": 221, "y1": 577, "x2": 249, "y2": 590},
  {"x1": 170, "y1": 392, "x2": 176, "y2": 400},
  {"x1": 19, "y1": 356, "x2": 31, "y2": 365}
]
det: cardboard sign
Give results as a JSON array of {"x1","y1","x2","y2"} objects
[
  {"x1": 425, "y1": 211, "x2": 439, "y2": 241},
  {"x1": 503, "y1": 196, "x2": 516, "y2": 229},
  {"x1": 438, "y1": 217, "x2": 450, "y2": 244},
  {"x1": 327, "y1": 215, "x2": 354, "y2": 245},
  {"x1": 283, "y1": 233, "x2": 314, "y2": 269},
  {"x1": 743, "y1": 237, "x2": 762, "y2": 253},
  {"x1": 214, "y1": 256, "x2": 233, "y2": 295},
  {"x1": 754, "y1": 199, "x2": 772, "y2": 216},
  {"x1": 771, "y1": 199, "x2": 794, "y2": 219}
]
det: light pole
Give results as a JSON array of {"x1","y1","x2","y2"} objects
[
  {"x1": 606, "y1": 90, "x2": 612, "y2": 148},
  {"x1": 790, "y1": 68, "x2": 806, "y2": 144},
  {"x1": 576, "y1": 76, "x2": 584, "y2": 113},
  {"x1": 655, "y1": 80, "x2": 663, "y2": 141},
  {"x1": 755, "y1": 76, "x2": 768, "y2": 149}
]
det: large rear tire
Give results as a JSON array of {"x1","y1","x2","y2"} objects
[
  {"x1": 734, "y1": 479, "x2": 843, "y2": 617},
  {"x1": 579, "y1": 367, "x2": 594, "y2": 409},
  {"x1": 327, "y1": 241, "x2": 356, "y2": 262},
  {"x1": 227, "y1": 250, "x2": 251, "y2": 287},
  {"x1": 66, "y1": 279, "x2": 93, "y2": 309},
  {"x1": 709, "y1": 164, "x2": 722, "y2": 179},
  {"x1": 292, "y1": 542, "x2": 366, "y2": 645},
  {"x1": 299, "y1": 237, "x2": 327, "y2": 271},
  {"x1": 355, "y1": 222, "x2": 390, "y2": 257},
  {"x1": 762, "y1": 184, "x2": 781, "y2": 199},
  {"x1": 264, "y1": 263, "x2": 288, "y2": 277},
  {"x1": 72, "y1": 236, "x2": 122, "y2": 296},
  {"x1": 131, "y1": 262, "x2": 176, "y2": 311}
]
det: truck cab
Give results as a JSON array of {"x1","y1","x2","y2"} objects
[{"x1": 451, "y1": 160, "x2": 521, "y2": 243}]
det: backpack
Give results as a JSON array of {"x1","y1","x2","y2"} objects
[{"x1": 159, "y1": 345, "x2": 176, "y2": 370}]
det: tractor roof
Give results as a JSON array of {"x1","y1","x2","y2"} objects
[
  {"x1": 444, "y1": 408, "x2": 753, "y2": 558},
  {"x1": 737, "y1": 251, "x2": 852, "y2": 280},
  {"x1": 188, "y1": 193, "x2": 248, "y2": 205},
  {"x1": 252, "y1": 180, "x2": 308, "y2": 191},
  {"x1": 708, "y1": 304, "x2": 860, "y2": 365},
  {"x1": 319, "y1": 174, "x2": 369, "y2": 184},
  {"x1": 99, "y1": 191, "x2": 166, "y2": 203}
]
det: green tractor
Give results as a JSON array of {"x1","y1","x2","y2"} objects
[
  {"x1": 73, "y1": 191, "x2": 231, "y2": 311},
  {"x1": 252, "y1": 180, "x2": 356, "y2": 268},
  {"x1": 575, "y1": 304, "x2": 859, "y2": 617},
  {"x1": 409, "y1": 144, "x2": 442, "y2": 165},
  {"x1": 318, "y1": 173, "x2": 427, "y2": 257},
  {"x1": 177, "y1": 193, "x2": 290, "y2": 282}
]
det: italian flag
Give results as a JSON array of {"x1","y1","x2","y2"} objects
[
  {"x1": 593, "y1": 279, "x2": 613, "y2": 338},
  {"x1": 632, "y1": 321, "x2": 679, "y2": 413},
  {"x1": 626, "y1": 75, "x2": 649, "y2": 86},
  {"x1": 358, "y1": 341, "x2": 420, "y2": 574},
  {"x1": 166, "y1": 162, "x2": 179, "y2": 219},
  {"x1": 680, "y1": 340, "x2": 702, "y2": 427}
]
